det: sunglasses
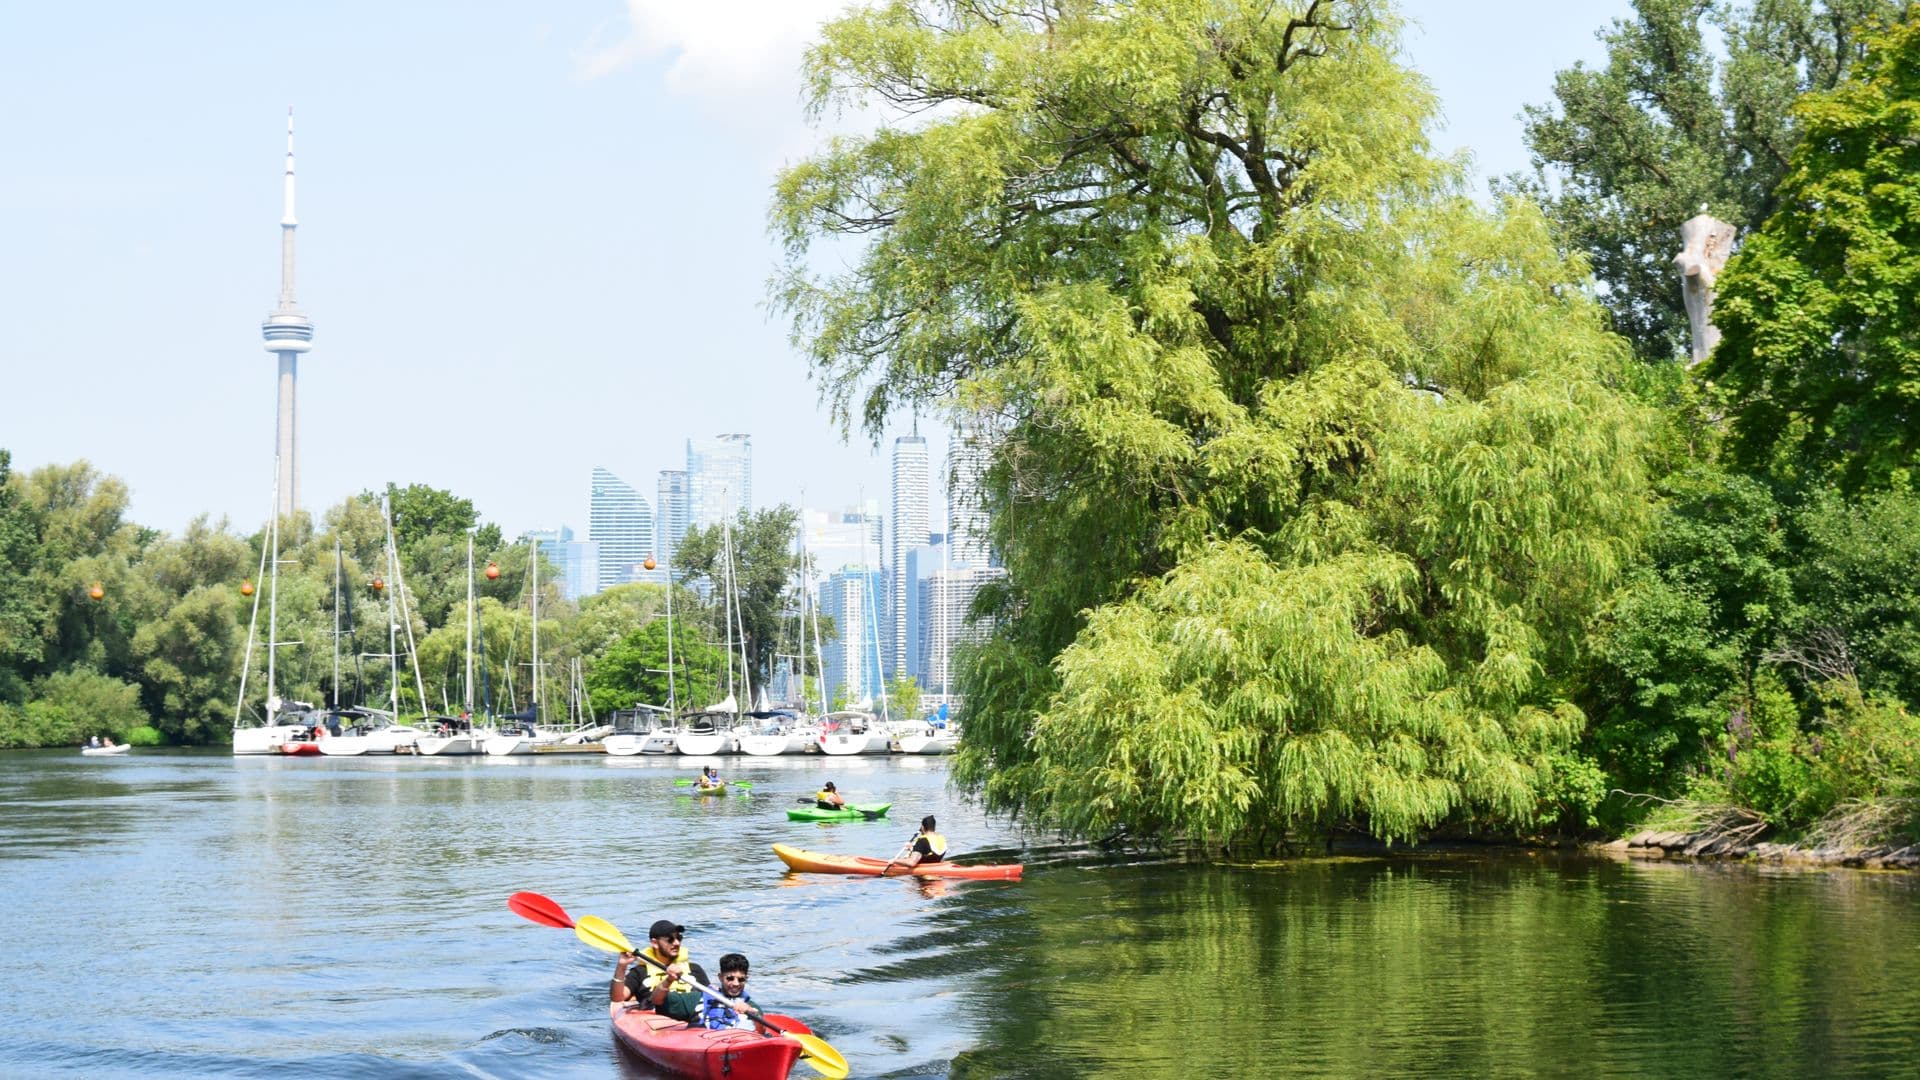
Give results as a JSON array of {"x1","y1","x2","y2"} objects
[{"x1": 656, "y1": 933, "x2": 683, "y2": 942}]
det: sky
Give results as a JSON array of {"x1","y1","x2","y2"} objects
[{"x1": 0, "y1": 0, "x2": 1634, "y2": 540}]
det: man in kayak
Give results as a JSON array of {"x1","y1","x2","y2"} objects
[
  {"x1": 901, "y1": 815, "x2": 949, "y2": 867},
  {"x1": 700, "y1": 953, "x2": 771, "y2": 1032},
  {"x1": 814, "y1": 781, "x2": 845, "y2": 809},
  {"x1": 695, "y1": 765, "x2": 723, "y2": 791},
  {"x1": 611, "y1": 919, "x2": 707, "y2": 1024}
]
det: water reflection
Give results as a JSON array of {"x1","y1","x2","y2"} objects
[{"x1": 3, "y1": 752, "x2": 1917, "y2": 1078}]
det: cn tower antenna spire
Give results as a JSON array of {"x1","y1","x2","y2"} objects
[{"x1": 263, "y1": 107, "x2": 315, "y2": 519}]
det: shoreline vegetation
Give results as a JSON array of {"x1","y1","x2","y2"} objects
[{"x1": 9, "y1": 3, "x2": 1920, "y2": 871}]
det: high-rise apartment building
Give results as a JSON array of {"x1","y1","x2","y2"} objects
[
  {"x1": 888, "y1": 434, "x2": 930, "y2": 676},
  {"x1": 819, "y1": 566, "x2": 886, "y2": 708},
  {"x1": 655, "y1": 469, "x2": 691, "y2": 573},
  {"x1": 947, "y1": 423, "x2": 993, "y2": 567},
  {"x1": 589, "y1": 466, "x2": 653, "y2": 593},
  {"x1": 525, "y1": 526, "x2": 599, "y2": 602},
  {"x1": 918, "y1": 564, "x2": 1006, "y2": 699},
  {"x1": 688, "y1": 434, "x2": 752, "y2": 530}
]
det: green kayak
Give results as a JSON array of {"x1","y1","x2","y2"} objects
[{"x1": 786, "y1": 802, "x2": 891, "y2": 822}]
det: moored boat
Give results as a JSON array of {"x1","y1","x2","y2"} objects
[
  {"x1": 771, "y1": 842, "x2": 1022, "y2": 880},
  {"x1": 785, "y1": 803, "x2": 890, "y2": 822},
  {"x1": 609, "y1": 1001, "x2": 807, "y2": 1080}
]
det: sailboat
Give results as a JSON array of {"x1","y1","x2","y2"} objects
[
  {"x1": 319, "y1": 492, "x2": 427, "y2": 755},
  {"x1": 676, "y1": 514, "x2": 748, "y2": 755},
  {"x1": 484, "y1": 540, "x2": 570, "y2": 755},
  {"x1": 232, "y1": 473, "x2": 323, "y2": 755},
  {"x1": 415, "y1": 533, "x2": 495, "y2": 756}
]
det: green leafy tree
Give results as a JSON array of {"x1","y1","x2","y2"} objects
[
  {"x1": 584, "y1": 618, "x2": 725, "y2": 717},
  {"x1": 672, "y1": 506, "x2": 802, "y2": 693},
  {"x1": 1511, "y1": 0, "x2": 1891, "y2": 359},
  {"x1": 0, "y1": 450, "x2": 42, "y2": 702},
  {"x1": 1706, "y1": 11, "x2": 1920, "y2": 489},
  {"x1": 776, "y1": 0, "x2": 1654, "y2": 846},
  {"x1": 884, "y1": 673, "x2": 923, "y2": 721}
]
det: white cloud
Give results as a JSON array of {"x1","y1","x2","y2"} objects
[{"x1": 577, "y1": 0, "x2": 857, "y2": 97}]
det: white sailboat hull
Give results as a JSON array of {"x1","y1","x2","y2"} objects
[
  {"x1": 892, "y1": 731, "x2": 958, "y2": 755},
  {"x1": 483, "y1": 733, "x2": 534, "y2": 756},
  {"x1": 232, "y1": 724, "x2": 316, "y2": 756},
  {"x1": 818, "y1": 730, "x2": 885, "y2": 755},
  {"x1": 414, "y1": 732, "x2": 488, "y2": 756},
  {"x1": 675, "y1": 731, "x2": 733, "y2": 756},
  {"x1": 738, "y1": 732, "x2": 805, "y2": 756}
]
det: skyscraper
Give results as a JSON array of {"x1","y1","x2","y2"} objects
[
  {"x1": 919, "y1": 564, "x2": 1006, "y2": 699},
  {"x1": 525, "y1": 526, "x2": 599, "y2": 602},
  {"x1": 688, "y1": 434, "x2": 752, "y2": 530},
  {"x1": 889, "y1": 433, "x2": 930, "y2": 677},
  {"x1": 819, "y1": 565, "x2": 886, "y2": 708},
  {"x1": 589, "y1": 466, "x2": 653, "y2": 592},
  {"x1": 261, "y1": 110, "x2": 314, "y2": 518},
  {"x1": 655, "y1": 469, "x2": 691, "y2": 571},
  {"x1": 947, "y1": 422, "x2": 993, "y2": 567}
]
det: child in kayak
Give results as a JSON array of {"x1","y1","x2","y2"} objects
[
  {"x1": 611, "y1": 919, "x2": 708, "y2": 1024},
  {"x1": 814, "y1": 781, "x2": 845, "y2": 809},
  {"x1": 700, "y1": 953, "x2": 771, "y2": 1032}
]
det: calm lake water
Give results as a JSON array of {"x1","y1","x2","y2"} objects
[{"x1": 4, "y1": 750, "x2": 1918, "y2": 1078}]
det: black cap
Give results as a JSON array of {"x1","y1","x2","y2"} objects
[{"x1": 649, "y1": 919, "x2": 686, "y2": 939}]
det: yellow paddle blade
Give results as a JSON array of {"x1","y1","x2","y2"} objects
[
  {"x1": 788, "y1": 1030, "x2": 849, "y2": 1080},
  {"x1": 573, "y1": 914, "x2": 633, "y2": 956}
]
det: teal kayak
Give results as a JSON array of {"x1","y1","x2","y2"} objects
[{"x1": 786, "y1": 802, "x2": 891, "y2": 822}]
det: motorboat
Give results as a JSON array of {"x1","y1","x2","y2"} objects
[{"x1": 80, "y1": 743, "x2": 130, "y2": 757}]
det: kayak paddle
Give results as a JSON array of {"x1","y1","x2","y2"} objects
[
  {"x1": 674, "y1": 778, "x2": 751, "y2": 789},
  {"x1": 507, "y1": 890, "x2": 576, "y2": 929},
  {"x1": 878, "y1": 836, "x2": 916, "y2": 876},
  {"x1": 573, "y1": 914, "x2": 849, "y2": 1080}
]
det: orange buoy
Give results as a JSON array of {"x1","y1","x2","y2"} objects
[
  {"x1": 87, "y1": 583, "x2": 105, "y2": 601},
  {"x1": 484, "y1": 562, "x2": 500, "y2": 581},
  {"x1": 370, "y1": 577, "x2": 385, "y2": 593},
  {"x1": 240, "y1": 579, "x2": 256, "y2": 597},
  {"x1": 644, "y1": 556, "x2": 657, "y2": 571}
]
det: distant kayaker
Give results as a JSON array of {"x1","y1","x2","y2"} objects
[
  {"x1": 901, "y1": 815, "x2": 948, "y2": 867},
  {"x1": 814, "y1": 781, "x2": 845, "y2": 809},
  {"x1": 696, "y1": 765, "x2": 723, "y2": 791},
  {"x1": 611, "y1": 919, "x2": 707, "y2": 1025},
  {"x1": 700, "y1": 953, "x2": 770, "y2": 1032}
]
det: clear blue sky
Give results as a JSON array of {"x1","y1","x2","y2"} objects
[{"x1": 0, "y1": 1, "x2": 1632, "y2": 538}]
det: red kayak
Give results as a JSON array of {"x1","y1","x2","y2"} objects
[
  {"x1": 772, "y1": 842, "x2": 1023, "y2": 880},
  {"x1": 609, "y1": 1002, "x2": 809, "y2": 1080}
]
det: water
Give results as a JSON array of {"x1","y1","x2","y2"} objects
[{"x1": 4, "y1": 750, "x2": 1918, "y2": 1078}]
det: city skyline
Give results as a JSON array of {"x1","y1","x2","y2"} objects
[{"x1": 1, "y1": 2, "x2": 1629, "y2": 539}]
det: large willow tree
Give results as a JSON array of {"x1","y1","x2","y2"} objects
[{"x1": 775, "y1": 0, "x2": 1653, "y2": 847}]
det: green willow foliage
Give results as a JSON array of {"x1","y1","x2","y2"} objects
[
  {"x1": 1707, "y1": 10, "x2": 1920, "y2": 491},
  {"x1": 775, "y1": 0, "x2": 1653, "y2": 845}
]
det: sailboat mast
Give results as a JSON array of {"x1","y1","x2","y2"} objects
[
  {"x1": 464, "y1": 533, "x2": 474, "y2": 715},
  {"x1": 232, "y1": 479, "x2": 275, "y2": 731},
  {"x1": 265, "y1": 490, "x2": 281, "y2": 724},
  {"x1": 332, "y1": 540, "x2": 343, "y2": 709},
  {"x1": 663, "y1": 545, "x2": 677, "y2": 715},
  {"x1": 384, "y1": 500, "x2": 399, "y2": 718},
  {"x1": 721, "y1": 517, "x2": 736, "y2": 703},
  {"x1": 530, "y1": 540, "x2": 540, "y2": 720}
]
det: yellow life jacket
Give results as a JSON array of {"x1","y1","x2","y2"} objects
[
  {"x1": 640, "y1": 943, "x2": 694, "y2": 994},
  {"x1": 918, "y1": 830, "x2": 949, "y2": 860},
  {"x1": 815, "y1": 788, "x2": 841, "y2": 807}
]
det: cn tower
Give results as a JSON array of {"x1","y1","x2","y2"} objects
[{"x1": 261, "y1": 108, "x2": 313, "y2": 518}]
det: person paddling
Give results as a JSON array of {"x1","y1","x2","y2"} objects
[
  {"x1": 695, "y1": 765, "x2": 723, "y2": 792},
  {"x1": 900, "y1": 815, "x2": 948, "y2": 868},
  {"x1": 611, "y1": 919, "x2": 707, "y2": 1025},
  {"x1": 814, "y1": 781, "x2": 845, "y2": 809}
]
